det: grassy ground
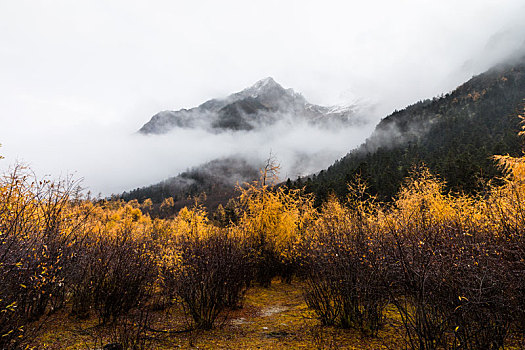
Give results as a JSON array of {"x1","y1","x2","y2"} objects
[{"x1": 31, "y1": 280, "x2": 524, "y2": 349}]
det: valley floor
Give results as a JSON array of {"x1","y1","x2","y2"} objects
[{"x1": 33, "y1": 279, "x2": 525, "y2": 349}]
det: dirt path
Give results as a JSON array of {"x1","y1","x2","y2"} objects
[
  {"x1": 149, "y1": 280, "x2": 393, "y2": 349},
  {"x1": 34, "y1": 280, "x2": 397, "y2": 349}
]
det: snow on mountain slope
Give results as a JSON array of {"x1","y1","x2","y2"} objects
[{"x1": 138, "y1": 78, "x2": 365, "y2": 134}]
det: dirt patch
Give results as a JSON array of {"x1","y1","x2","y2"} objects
[
  {"x1": 260, "y1": 305, "x2": 287, "y2": 317},
  {"x1": 230, "y1": 317, "x2": 250, "y2": 325}
]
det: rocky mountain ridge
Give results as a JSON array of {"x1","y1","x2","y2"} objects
[{"x1": 138, "y1": 77, "x2": 362, "y2": 134}]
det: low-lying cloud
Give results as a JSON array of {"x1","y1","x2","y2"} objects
[
  {"x1": 1, "y1": 1, "x2": 525, "y2": 196},
  {"x1": 0, "y1": 111, "x2": 375, "y2": 195}
]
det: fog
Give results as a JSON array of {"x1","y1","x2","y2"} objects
[
  {"x1": 0, "y1": 110, "x2": 375, "y2": 194},
  {"x1": 1, "y1": 0, "x2": 524, "y2": 195}
]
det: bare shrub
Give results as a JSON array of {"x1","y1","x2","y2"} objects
[
  {"x1": 0, "y1": 166, "x2": 87, "y2": 348},
  {"x1": 301, "y1": 188, "x2": 388, "y2": 336},
  {"x1": 69, "y1": 206, "x2": 157, "y2": 325},
  {"x1": 159, "y1": 209, "x2": 253, "y2": 329},
  {"x1": 381, "y1": 169, "x2": 515, "y2": 349}
]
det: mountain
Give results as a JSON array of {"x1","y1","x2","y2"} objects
[
  {"x1": 120, "y1": 156, "x2": 260, "y2": 213},
  {"x1": 138, "y1": 77, "x2": 363, "y2": 134},
  {"x1": 299, "y1": 57, "x2": 525, "y2": 203},
  {"x1": 122, "y1": 78, "x2": 370, "y2": 213},
  {"x1": 127, "y1": 58, "x2": 525, "y2": 210}
]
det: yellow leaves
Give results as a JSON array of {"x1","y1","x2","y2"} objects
[
  {"x1": 173, "y1": 205, "x2": 210, "y2": 239},
  {"x1": 157, "y1": 245, "x2": 184, "y2": 274},
  {"x1": 109, "y1": 212, "x2": 121, "y2": 222},
  {"x1": 2, "y1": 301, "x2": 17, "y2": 313},
  {"x1": 494, "y1": 154, "x2": 525, "y2": 182},
  {"x1": 160, "y1": 197, "x2": 175, "y2": 213},
  {"x1": 1, "y1": 330, "x2": 14, "y2": 337},
  {"x1": 141, "y1": 198, "x2": 153, "y2": 210},
  {"x1": 235, "y1": 180, "x2": 315, "y2": 262},
  {"x1": 395, "y1": 168, "x2": 452, "y2": 222}
]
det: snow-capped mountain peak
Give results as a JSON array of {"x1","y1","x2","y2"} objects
[
  {"x1": 138, "y1": 78, "x2": 363, "y2": 134},
  {"x1": 239, "y1": 77, "x2": 286, "y2": 99},
  {"x1": 253, "y1": 77, "x2": 278, "y2": 90}
]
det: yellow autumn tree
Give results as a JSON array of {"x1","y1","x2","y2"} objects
[
  {"x1": 490, "y1": 106, "x2": 525, "y2": 233},
  {"x1": 160, "y1": 196, "x2": 175, "y2": 216},
  {"x1": 234, "y1": 158, "x2": 315, "y2": 285}
]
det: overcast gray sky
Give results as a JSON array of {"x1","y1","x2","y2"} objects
[{"x1": 1, "y1": 0, "x2": 524, "y2": 194}]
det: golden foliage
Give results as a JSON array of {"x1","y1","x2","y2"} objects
[
  {"x1": 235, "y1": 179, "x2": 315, "y2": 265},
  {"x1": 6, "y1": 105, "x2": 525, "y2": 347}
]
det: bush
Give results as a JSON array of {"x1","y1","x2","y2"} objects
[
  {"x1": 0, "y1": 166, "x2": 87, "y2": 348},
  {"x1": 69, "y1": 203, "x2": 157, "y2": 325},
  {"x1": 236, "y1": 180, "x2": 314, "y2": 287},
  {"x1": 301, "y1": 192, "x2": 388, "y2": 336},
  {"x1": 382, "y1": 170, "x2": 514, "y2": 349},
  {"x1": 159, "y1": 207, "x2": 253, "y2": 329}
]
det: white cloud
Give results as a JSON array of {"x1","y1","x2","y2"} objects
[{"x1": 0, "y1": 0, "x2": 524, "y2": 194}]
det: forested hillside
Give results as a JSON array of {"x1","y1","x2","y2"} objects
[
  {"x1": 300, "y1": 57, "x2": 525, "y2": 203},
  {"x1": 120, "y1": 156, "x2": 259, "y2": 214}
]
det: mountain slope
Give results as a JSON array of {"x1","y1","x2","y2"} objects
[
  {"x1": 123, "y1": 78, "x2": 372, "y2": 212},
  {"x1": 138, "y1": 77, "x2": 362, "y2": 134},
  {"x1": 300, "y1": 57, "x2": 525, "y2": 203},
  {"x1": 120, "y1": 156, "x2": 260, "y2": 212}
]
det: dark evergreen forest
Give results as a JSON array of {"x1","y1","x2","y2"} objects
[{"x1": 297, "y1": 57, "x2": 525, "y2": 203}]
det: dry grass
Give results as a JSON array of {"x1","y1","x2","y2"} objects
[{"x1": 31, "y1": 279, "x2": 408, "y2": 349}]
